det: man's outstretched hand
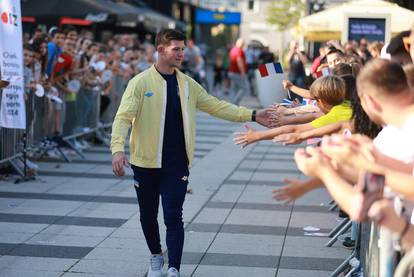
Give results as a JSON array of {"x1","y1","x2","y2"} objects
[
  {"x1": 112, "y1": 152, "x2": 130, "y2": 177},
  {"x1": 255, "y1": 108, "x2": 272, "y2": 128}
]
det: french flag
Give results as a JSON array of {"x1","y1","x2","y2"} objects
[{"x1": 258, "y1": 62, "x2": 283, "y2": 77}]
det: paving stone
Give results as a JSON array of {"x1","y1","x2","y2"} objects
[
  {"x1": 225, "y1": 209, "x2": 290, "y2": 227},
  {"x1": 0, "y1": 222, "x2": 48, "y2": 234},
  {"x1": 192, "y1": 208, "x2": 231, "y2": 225},
  {"x1": 40, "y1": 225, "x2": 115, "y2": 237},
  {"x1": 69, "y1": 259, "x2": 148, "y2": 275},
  {"x1": 182, "y1": 231, "x2": 216, "y2": 254},
  {"x1": 193, "y1": 265, "x2": 277, "y2": 277},
  {"x1": 0, "y1": 256, "x2": 77, "y2": 271},
  {"x1": 276, "y1": 269, "x2": 331, "y2": 277},
  {"x1": 0, "y1": 269, "x2": 62, "y2": 277},
  {"x1": 207, "y1": 233, "x2": 284, "y2": 256},
  {"x1": 210, "y1": 185, "x2": 244, "y2": 203},
  {"x1": 26, "y1": 233, "x2": 105, "y2": 248},
  {"x1": 282, "y1": 236, "x2": 349, "y2": 259}
]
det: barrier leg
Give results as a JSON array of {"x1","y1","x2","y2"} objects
[
  {"x1": 329, "y1": 251, "x2": 355, "y2": 277},
  {"x1": 328, "y1": 218, "x2": 350, "y2": 238},
  {"x1": 55, "y1": 146, "x2": 71, "y2": 162},
  {"x1": 329, "y1": 203, "x2": 338, "y2": 212},
  {"x1": 95, "y1": 129, "x2": 110, "y2": 146},
  {"x1": 326, "y1": 220, "x2": 352, "y2": 247},
  {"x1": 63, "y1": 139, "x2": 86, "y2": 160},
  {"x1": 8, "y1": 158, "x2": 24, "y2": 177}
]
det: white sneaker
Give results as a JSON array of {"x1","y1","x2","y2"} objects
[
  {"x1": 167, "y1": 267, "x2": 180, "y2": 277},
  {"x1": 148, "y1": 254, "x2": 164, "y2": 277}
]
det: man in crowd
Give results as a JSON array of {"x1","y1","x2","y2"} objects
[
  {"x1": 286, "y1": 40, "x2": 308, "y2": 102},
  {"x1": 46, "y1": 28, "x2": 65, "y2": 77},
  {"x1": 228, "y1": 38, "x2": 248, "y2": 104},
  {"x1": 183, "y1": 39, "x2": 203, "y2": 82},
  {"x1": 111, "y1": 29, "x2": 271, "y2": 277}
]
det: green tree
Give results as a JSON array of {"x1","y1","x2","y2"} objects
[
  {"x1": 266, "y1": 0, "x2": 305, "y2": 31},
  {"x1": 266, "y1": 0, "x2": 305, "y2": 65}
]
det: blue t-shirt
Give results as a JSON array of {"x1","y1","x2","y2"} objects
[
  {"x1": 46, "y1": 42, "x2": 61, "y2": 76},
  {"x1": 159, "y1": 71, "x2": 188, "y2": 170}
]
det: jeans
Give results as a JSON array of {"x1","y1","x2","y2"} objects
[
  {"x1": 132, "y1": 165, "x2": 189, "y2": 271},
  {"x1": 228, "y1": 72, "x2": 248, "y2": 104}
]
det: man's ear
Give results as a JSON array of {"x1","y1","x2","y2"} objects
[
  {"x1": 366, "y1": 94, "x2": 382, "y2": 113},
  {"x1": 157, "y1": 45, "x2": 164, "y2": 54}
]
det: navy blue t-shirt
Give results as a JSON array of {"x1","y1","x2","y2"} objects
[{"x1": 159, "y1": 71, "x2": 188, "y2": 170}]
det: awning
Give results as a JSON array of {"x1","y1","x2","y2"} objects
[
  {"x1": 60, "y1": 17, "x2": 93, "y2": 26},
  {"x1": 22, "y1": 0, "x2": 113, "y2": 22},
  {"x1": 21, "y1": 0, "x2": 143, "y2": 24},
  {"x1": 22, "y1": 0, "x2": 185, "y2": 31},
  {"x1": 299, "y1": 0, "x2": 414, "y2": 41}
]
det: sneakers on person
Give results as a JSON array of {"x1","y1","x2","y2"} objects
[
  {"x1": 342, "y1": 237, "x2": 355, "y2": 249},
  {"x1": 148, "y1": 254, "x2": 164, "y2": 277},
  {"x1": 167, "y1": 267, "x2": 180, "y2": 277}
]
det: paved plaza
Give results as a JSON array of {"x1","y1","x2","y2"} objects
[{"x1": 0, "y1": 97, "x2": 350, "y2": 277}]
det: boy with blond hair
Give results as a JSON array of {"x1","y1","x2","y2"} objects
[{"x1": 234, "y1": 75, "x2": 352, "y2": 147}]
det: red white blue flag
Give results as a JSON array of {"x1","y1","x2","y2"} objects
[{"x1": 258, "y1": 62, "x2": 283, "y2": 77}]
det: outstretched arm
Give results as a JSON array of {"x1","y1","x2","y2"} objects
[
  {"x1": 273, "y1": 121, "x2": 351, "y2": 145},
  {"x1": 233, "y1": 123, "x2": 314, "y2": 148},
  {"x1": 283, "y1": 80, "x2": 311, "y2": 99},
  {"x1": 272, "y1": 177, "x2": 323, "y2": 204}
]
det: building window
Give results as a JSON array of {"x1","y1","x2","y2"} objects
[{"x1": 248, "y1": 0, "x2": 254, "y2": 10}]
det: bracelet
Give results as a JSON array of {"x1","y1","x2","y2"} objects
[{"x1": 251, "y1": 110, "x2": 256, "y2": 122}]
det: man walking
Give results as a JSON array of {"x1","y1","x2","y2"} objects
[
  {"x1": 228, "y1": 38, "x2": 248, "y2": 104},
  {"x1": 111, "y1": 29, "x2": 270, "y2": 277}
]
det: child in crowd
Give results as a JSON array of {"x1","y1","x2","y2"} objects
[
  {"x1": 233, "y1": 75, "x2": 352, "y2": 148},
  {"x1": 52, "y1": 38, "x2": 76, "y2": 137}
]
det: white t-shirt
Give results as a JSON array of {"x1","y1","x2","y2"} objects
[
  {"x1": 373, "y1": 124, "x2": 414, "y2": 164},
  {"x1": 374, "y1": 119, "x2": 414, "y2": 225}
]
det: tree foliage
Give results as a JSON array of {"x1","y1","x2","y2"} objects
[{"x1": 266, "y1": 0, "x2": 305, "y2": 31}]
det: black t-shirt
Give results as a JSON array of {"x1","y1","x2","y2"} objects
[{"x1": 159, "y1": 71, "x2": 188, "y2": 170}]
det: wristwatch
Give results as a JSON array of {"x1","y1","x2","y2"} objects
[{"x1": 251, "y1": 110, "x2": 256, "y2": 122}]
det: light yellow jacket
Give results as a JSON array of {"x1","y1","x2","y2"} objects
[{"x1": 111, "y1": 65, "x2": 253, "y2": 168}]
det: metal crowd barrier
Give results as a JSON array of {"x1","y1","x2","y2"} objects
[
  {"x1": 0, "y1": 74, "x2": 127, "y2": 175},
  {"x1": 324, "y1": 201, "x2": 397, "y2": 277}
]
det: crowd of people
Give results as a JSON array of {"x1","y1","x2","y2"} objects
[
  {"x1": 233, "y1": 26, "x2": 414, "y2": 276},
  {"x1": 20, "y1": 26, "x2": 158, "y2": 153},
  {"x1": 3, "y1": 20, "x2": 414, "y2": 276}
]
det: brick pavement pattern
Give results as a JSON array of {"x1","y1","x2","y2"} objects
[{"x1": 0, "y1": 105, "x2": 349, "y2": 276}]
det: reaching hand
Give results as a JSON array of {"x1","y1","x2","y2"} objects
[
  {"x1": 255, "y1": 108, "x2": 272, "y2": 128},
  {"x1": 294, "y1": 147, "x2": 331, "y2": 178},
  {"x1": 233, "y1": 124, "x2": 259, "y2": 149},
  {"x1": 282, "y1": 80, "x2": 293, "y2": 91},
  {"x1": 112, "y1": 152, "x2": 130, "y2": 177},
  {"x1": 272, "y1": 178, "x2": 307, "y2": 204},
  {"x1": 320, "y1": 134, "x2": 382, "y2": 173},
  {"x1": 273, "y1": 133, "x2": 303, "y2": 145},
  {"x1": 368, "y1": 199, "x2": 407, "y2": 234}
]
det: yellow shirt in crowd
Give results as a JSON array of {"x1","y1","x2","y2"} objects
[{"x1": 310, "y1": 101, "x2": 352, "y2": 128}]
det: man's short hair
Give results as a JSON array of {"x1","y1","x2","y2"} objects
[
  {"x1": 64, "y1": 25, "x2": 77, "y2": 36},
  {"x1": 50, "y1": 28, "x2": 64, "y2": 38},
  {"x1": 357, "y1": 59, "x2": 409, "y2": 96},
  {"x1": 310, "y1": 75, "x2": 346, "y2": 106},
  {"x1": 155, "y1": 29, "x2": 186, "y2": 47},
  {"x1": 24, "y1": 44, "x2": 35, "y2": 52},
  {"x1": 326, "y1": 48, "x2": 344, "y2": 57}
]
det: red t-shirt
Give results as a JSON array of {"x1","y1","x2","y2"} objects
[
  {"x1": 52, "y1": 52, "x2": 73, "y2": 79},
  {"x1": 310, "y1": 56, "x2": 323, "y2": 78},
  {"x1": 228, "y1": 47, "x2": 247, "y2": 74}
]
